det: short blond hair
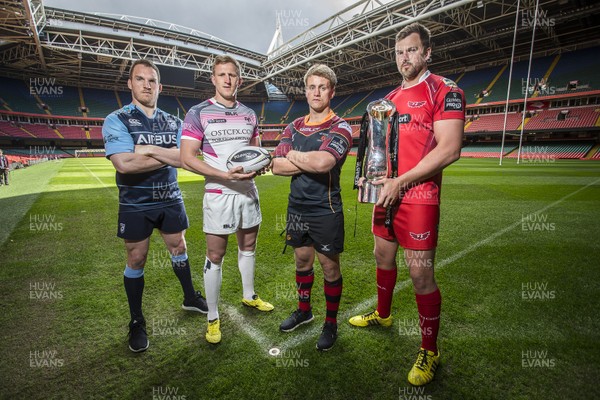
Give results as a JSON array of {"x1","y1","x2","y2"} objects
[
  {"x1": 212, "y1": 55, "x2": 241, "y2": 76},
  {"x1": 304, "y1": 64, "x2": 337, "y2": 89}
]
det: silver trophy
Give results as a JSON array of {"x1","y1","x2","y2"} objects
[{"x1": 358, "y1": 99, "x2": 396, "y2": 203}]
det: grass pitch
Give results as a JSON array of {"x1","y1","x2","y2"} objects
[{"x1": 0, "y1": 157, "x2": 599, "y2": 399}]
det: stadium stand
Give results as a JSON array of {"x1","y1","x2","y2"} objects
[
  {"x1": 0, "y1": 121, "x2": 38, "y2": 138},
  {"x1": 460, "y1": 142, "x2": 518, "y2": 158},
  {"x1": 504, "y1": 141, "x2": 595, "y2": 159},
  {"x1": 1, "y1": 46, "x2": 599, "y2": 159},
  {"x1": 21, "y1": 123, "x2": 62, "y2": 139},
  {"x1": 39, "y1": 85, "x2": 82, "y2": 117},
  {"x1": 456, "y1": 66, "x2": 505, "y2": 103},
  {"x1": 466, "y1": 112, "x2": 524, "y2": 133},
  {"x1": 335, "y1": 92, "x2": 370, "y2": 118},
  {"x1": 482, "y1": 56, "x2": 555, "y2": 103},
  {"x1": 260, "y1": 130, "x2": 280, "y2": 141},
  {"x1": 56, "y1": 125, "x2": 89, "y2": 140},
  {"x1": 263, "y1": 101, "x2": 290, "y2": 124},
  {"x1": 154, "y1": 95, "x2": 181, "y2": 118},
  {"x1": 178, "y1": 97, "x2": 197, "y2": 113},
  {"x1": 82, "y1": 88, "x2": 120, "y2": 118},
  {"x1": 524, "y1": 106, "x2": 600, "y2": 130},
  {"x1": 1, "y1": 77, "x2": 43, "y2": 113},
  {"x1": 549, "y1": 47, "x2": 599, "y2": 94}
]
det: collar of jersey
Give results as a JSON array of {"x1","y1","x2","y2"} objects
[
  {"x1": 210, "y1": 97, "x2": 238, "y2": 109},
  {"x1": 401, "y1": 70, "x2": 431, "y2": 90},
  {"x1": 127, "y1": 103, "x2": 160, "y2": 119},
  {"x1": 304, "y1": 109, "x2": 335, "y2": 126}
]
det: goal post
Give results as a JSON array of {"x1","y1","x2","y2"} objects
[{"x1": 75, "y1": 149, "x2": 106, "y2": 158}]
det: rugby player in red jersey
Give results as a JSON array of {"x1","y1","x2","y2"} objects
[{"x1": 349, "y1": 23, "x2": 465, "y2": 385}]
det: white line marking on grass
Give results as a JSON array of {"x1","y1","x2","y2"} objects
[
  {"x1": 78, "y1": 159, "x2": 118, "y2": 199},
  {"x1": 221, "y1": 304, "x2": 273, "y2": 351},
  {"x1": 273, "y1": 177, "x2": 600, "y2": 354}
]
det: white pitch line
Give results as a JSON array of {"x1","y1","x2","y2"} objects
[
  {"x1": 273, "y1": 177, "x2": 600, "y2": 354},
  {"x1": 221, "y1": 304, "x2": 273, "y2": 350},
  {"x1": 78, "y1": 159, "x2": 118, "y2": 200}
]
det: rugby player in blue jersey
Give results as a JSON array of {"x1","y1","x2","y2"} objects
[{"x1": 102, "y1": 59, "x2": 208, "y2": 353}]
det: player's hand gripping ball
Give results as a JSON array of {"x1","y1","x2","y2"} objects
[{"x1": 226, "y1": 146, "x2": 272, "y2": 173}]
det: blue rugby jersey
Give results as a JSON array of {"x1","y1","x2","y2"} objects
[{"x1": 102, "y1": 104, "x2": 183, "y2": 211}]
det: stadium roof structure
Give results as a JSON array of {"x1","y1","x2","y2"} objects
[{"x1": 1, "y1": 0, "x2": 599, "y2": 101}]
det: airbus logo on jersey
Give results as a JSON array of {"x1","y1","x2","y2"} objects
[
  {"x1": 408, "y1": 101, "x2": 426, "y2": 108},
  {"x1": 128, "y1": 118, "x2": 142, "y2": 127},
  {"x1": 409, "y1": 231, "x2": 430, "y2": 241},
  {"x1": 208, "y1": 119, "x2": 227, "y2": 124},
  {"x1": 135, "y1": 133, "x2": 178, "y2": 146}
]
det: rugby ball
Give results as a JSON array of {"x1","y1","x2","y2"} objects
[{"x1": 226, "y1": 146, "x2": 272, "y2": 173}]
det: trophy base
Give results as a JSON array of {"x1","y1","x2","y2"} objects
[{"x1": 358, "y1": 181, "x2": 381, "y2": 204}]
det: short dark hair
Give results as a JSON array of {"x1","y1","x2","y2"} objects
[
  {"x1": 212, "y1": 55, "x2": 241, "y2": 76},
  {"x1": 129, "y1": 59, "x2": 161, "y2": 83},
  {"x1": 395, "y1": 22, "x2": 431, "y2": 49}
]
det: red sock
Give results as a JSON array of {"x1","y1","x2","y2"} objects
[
  {"x1": 415, "y1": 288, "x2": 441, "y2": 354},
  {"x1": 324, "y1": 276, "x2": 343, "y2": 324},
  {"x1": 296, "y1": 269, "x2": 313, "y2": 312},
  {"x1": 376, "y1": 267, "x2": 397, "y2": 318}
]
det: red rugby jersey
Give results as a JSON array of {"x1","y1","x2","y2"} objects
[{"x1": 385, "y1": 71, "x2": 465, "y2": 205}]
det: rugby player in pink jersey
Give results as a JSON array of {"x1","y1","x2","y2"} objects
[{"x1": 180, "y1": 55, "x2": 273, "y2": 344}]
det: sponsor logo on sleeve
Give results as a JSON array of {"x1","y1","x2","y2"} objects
[
  {"x1": 337, "y1": 121, "x2": 353, "y2": 135},
  {"x1": 442, "y1": 77, "x2": 457, "y2": 88},
  {"x1": 327, "y1": 135, "x2": 349, "y2": 157},
  {"x1": 103, "y1": 134, "x2": 118, "y2": 144},
  {"x1": 444, "y1": 92, "x2": 463, "y2": 112}
]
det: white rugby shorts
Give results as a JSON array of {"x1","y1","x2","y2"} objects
[{"x1": 202, "y1": 189, "x2": 262, "y2": 234}]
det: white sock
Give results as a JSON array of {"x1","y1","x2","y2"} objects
[
  {"x1": 203, "y1": 257, "x2": 222, "y2": 321},
  {"x1": 238, "y1": 249, "x2": 256, "y2": 301}
]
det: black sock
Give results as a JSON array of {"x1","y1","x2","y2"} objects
[
  {"x1": 124, "y1": 276, "x2": 144, "y2": 321},
  {"x1": 172, "y1": 257, "x2": 196, "y2": 299}
]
